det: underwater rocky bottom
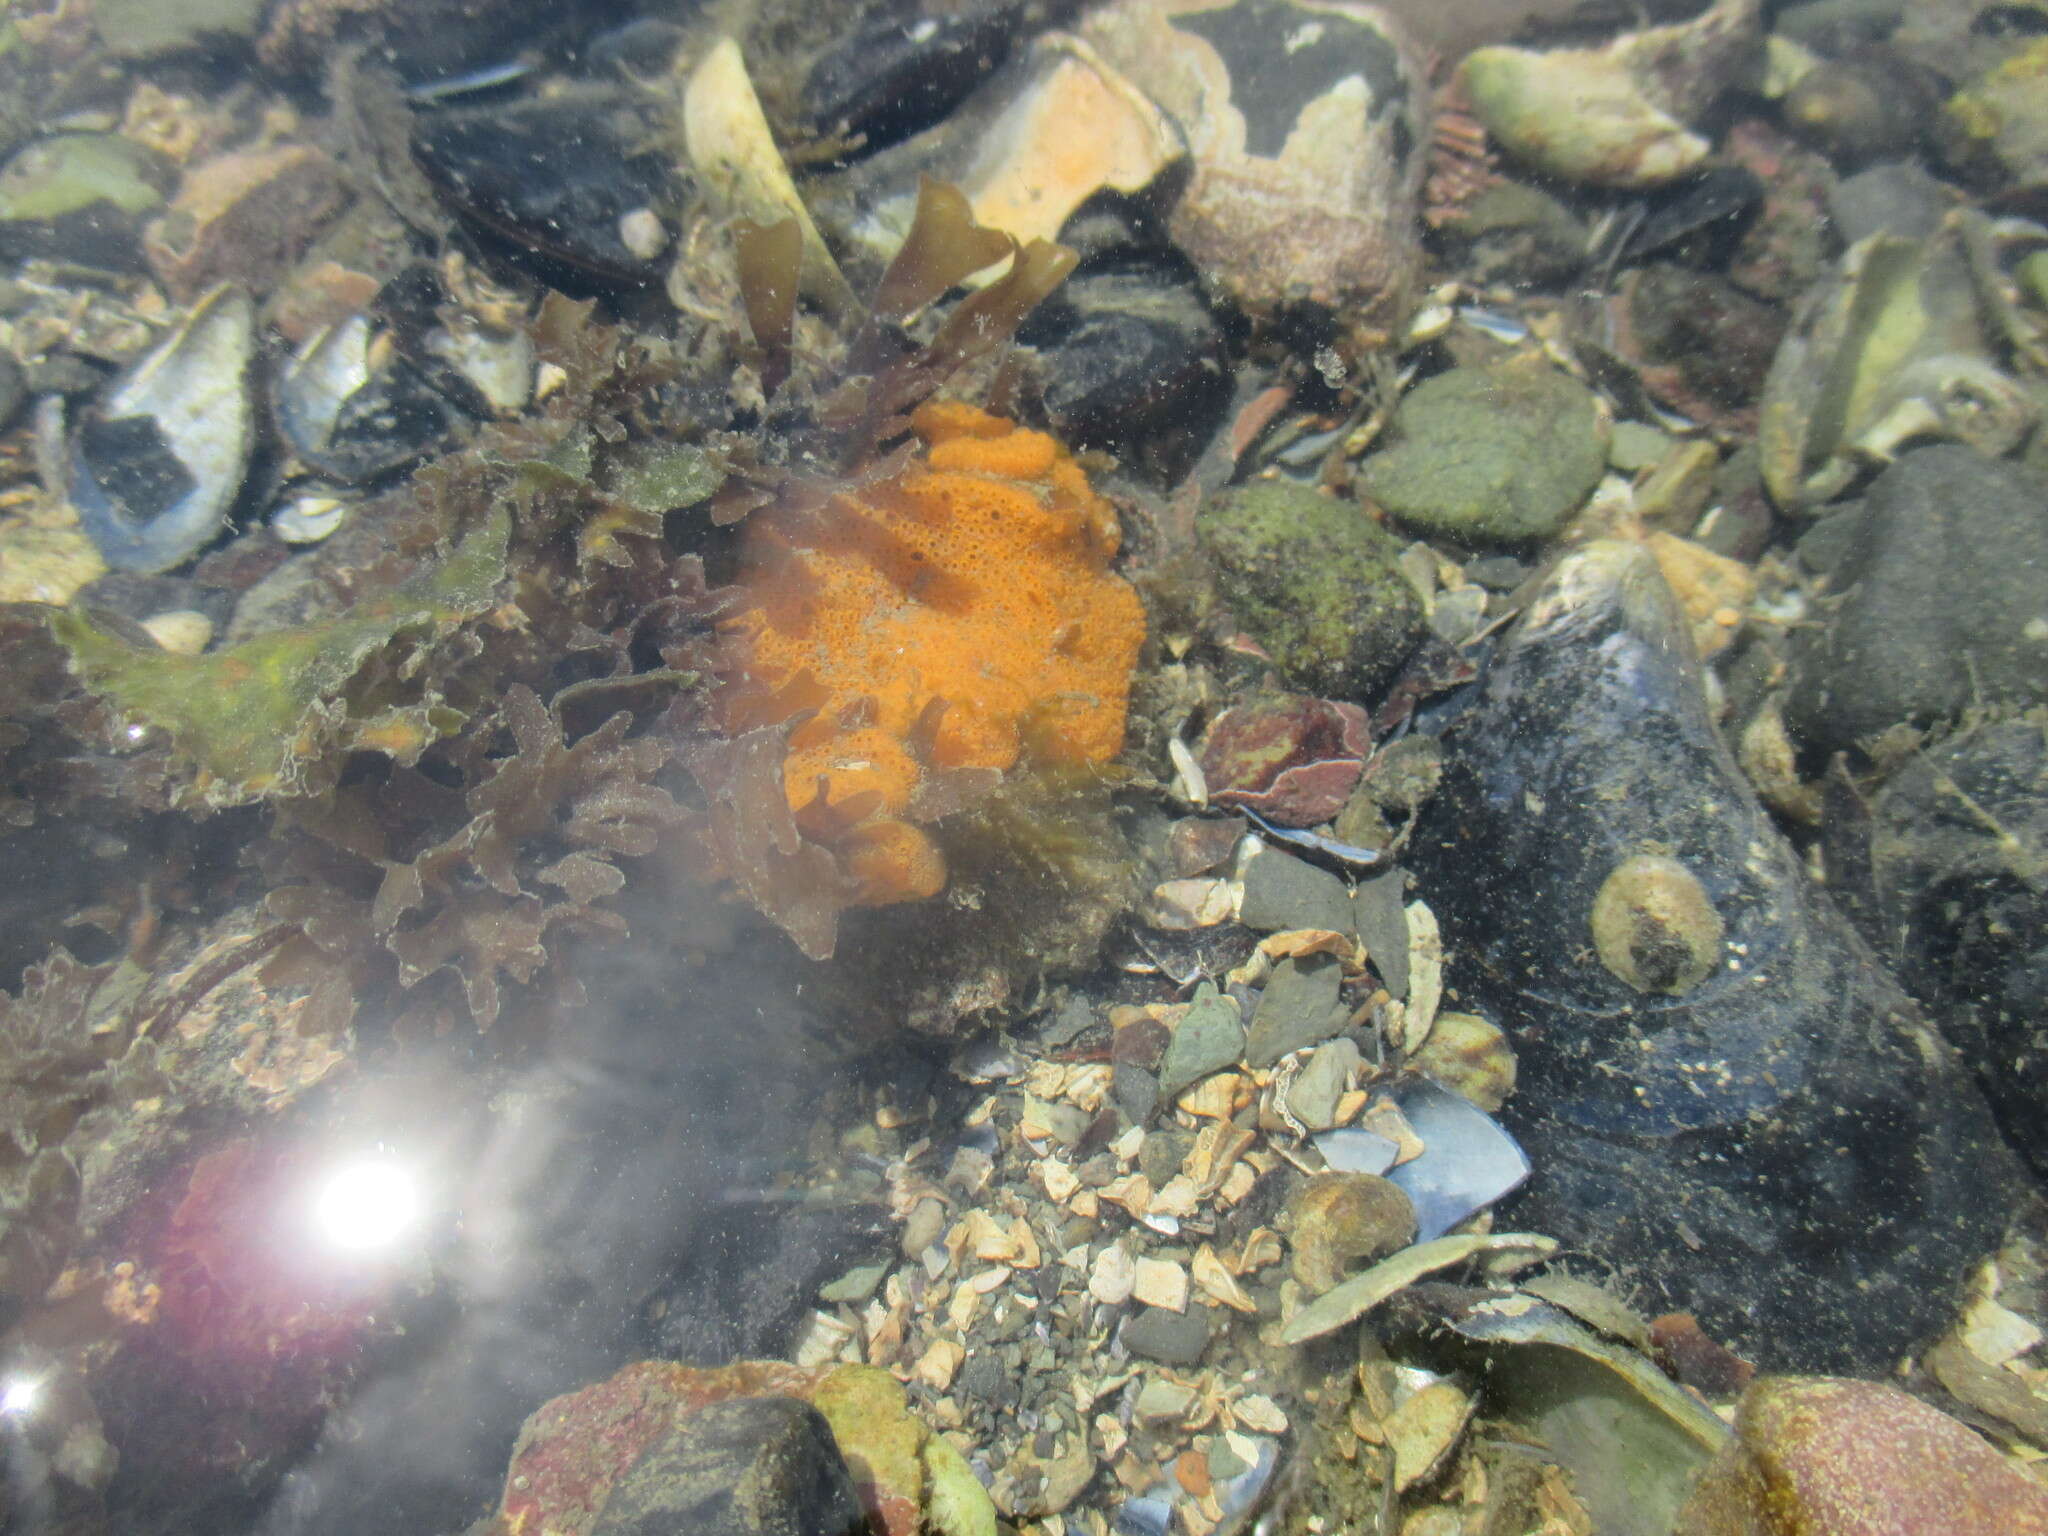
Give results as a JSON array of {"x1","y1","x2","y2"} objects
[{"x1": 5, "y1": 0, "x2": 2048, "y2": 1532}]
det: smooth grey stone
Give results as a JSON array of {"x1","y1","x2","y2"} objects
[
  {"x1": 1237, "y1": 842, "x2": 1353, "y2": 934},
  {"x1": 1120, "y1": 1304, "x2": 1213, "y2": 1366},
  {"x1": 1156, "y1": 985, "x2": 1246, "y2": 1099},
  {"x1": 1828, "y1": 161, "x2": 1951, "y2": 246},
  {"x1": 1113, "y1": 1062, "x2": 1159, "y2": 1125},
  {"x1": 1788, "y1": 446, "x2": 2048, "y2": 756},
  {"x1": 1360, "y1": 362, "x2": 1607, "y2": 545},
  {"x1": 1244, "y1": 956, "x2": 1347, "y2": 1068},
  {"x1": 1352, "y1": 871, "x2": 1409, "y2": 998}
]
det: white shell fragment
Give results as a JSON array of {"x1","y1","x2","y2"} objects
[
  {"x1": 271, "y1": 491, "x2": 349, "y2": 546},
  {"x1": 275, "y1": 312, "x2": 375, "y2": 462},
  {"x1": 1150, "y1": 876, "x2": 1236, "y2": 929},
  {"x1": 427, "y1": 322, "x2": 534, "y2": 416},
  {"x1": 683, "y1": 37, "x2": 856, "y2": 313},
  {"x1": 1401, "y1": 899, "x2": 1442, "y2": 1050},
  {"x1": 67, "y1": 285, "x2": 255, "y2": 573}
]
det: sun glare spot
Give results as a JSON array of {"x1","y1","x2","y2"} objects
[{"x1": 309, "y1": 1157, "x2": 422, "y2": 1255}]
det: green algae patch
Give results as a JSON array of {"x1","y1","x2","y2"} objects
[
  {"x1": 52, "y1": 510, "x2": 508, "y2": 807},
  {"x1": 924, "y1": 1433, "x2": 999, "y2": 1536},
  {"x1": 809, "y1": 1364, "x2": 927, "y2": 1515},
  {"x1": 611, "y1": 444, "x2": 724, "y2": 513}
]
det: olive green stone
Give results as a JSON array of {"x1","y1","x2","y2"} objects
[
  {"x1": 91, "y1": 0, "x2": 268, "y2": 58},
  {"x1": 1360, "y1": 359, "x2": 1608, "y2": 545}
]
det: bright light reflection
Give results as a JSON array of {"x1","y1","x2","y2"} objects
[
  {"x1": 310, "y1": 1157, "x2": 422, "y2": 1255},
  {"x1": 1, "y1": 1374, "x2": 44, "y2": 1417}
]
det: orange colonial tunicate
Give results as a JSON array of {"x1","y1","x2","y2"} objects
[{"x1": 716, "y1": 400, "x2": 1147, "y2": 906}]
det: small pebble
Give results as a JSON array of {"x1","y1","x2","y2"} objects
[
  {"x1": 1245, "y1": 956, "x2": 1347, "y2": 1068},
  {"x1": 1156, "y1": 986, "x2": 1245, "y2": 1099},
  {"x1": 140, "y1": 607, "x2": 212, "y2": 655},
  {"x1": 901, "y1": 1196, "x2": 947, "y2": 1259},
  {"x1": 1286, "y1": 1038, "x2": 1361, "y2": 1132},
  {"x1": 1089, "y1": 1242, "x2": 1136, "y2": 1306},
  {"x1": 1133, "y1": 1377, "x2": 1197, "y2": 1421},
  {"x1": 1121, "y1": 1304, "x2": 1212, "y2": 1367}
]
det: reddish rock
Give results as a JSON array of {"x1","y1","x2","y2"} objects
[
  {"x1": 493, "y1": 1360, "x2": 979, "y2": 1536},
  {"x1": 1678, "y1": 1375, "x2": 2048, "y2": 1535},
  {"x1": 1199, "y1": 693, "x2": 1371, "y2": 828},
  {"x1": 1649, "y1": 1311, "x2": 1754, "y2": 1399}
]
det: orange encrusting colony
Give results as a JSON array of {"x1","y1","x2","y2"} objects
[{"x1": 715, "y1": 400, "x2": 1146, "y2": 906}]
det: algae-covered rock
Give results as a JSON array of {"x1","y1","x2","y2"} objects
[
  {"x1": 497, "y1": 1360, "x2": 994, "y2": 1536},
  {"x1": 1360, "y1": 360, "x2": 1608, "y2": 546},
  {"x1": 1196, "y1": 481, "x2": 1423, "y2": 699},
  {"x1": 51, "y1": 510, "x2": 508, "y2": 806},
  {"x1": 1677, "y1": 1375, "x2": 2048, "y2": 1534}
]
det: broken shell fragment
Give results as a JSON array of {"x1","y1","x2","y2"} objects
[
  {"x1": 1081, "y1": 0, "x2": 1429, "y2": 342},
  {"x1": 1459, "y1": 0, "x2": 1762, "y2": 190},
  {"x1": 67, "y1": 285, "x2": 255, "y2": 574},
  {"x1": 683, "y1": 37, "x2": 856, "y2": 313},
  {"x1": 1589, "y1": 853, "x2": 1724, "y2": 995},
  {"x1": 1758, "y1": 221, "x2": 2038, "y2": 511},
  {"x1": 1379, "y1": 1077, "x2": 1530, "y2": 1242},
  {"x1": 824, "y1": 34, "x2": 1183, "y2": 270},
  {"x1": 275, "y1": 313, "x2": 460, "y2": 482}
]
